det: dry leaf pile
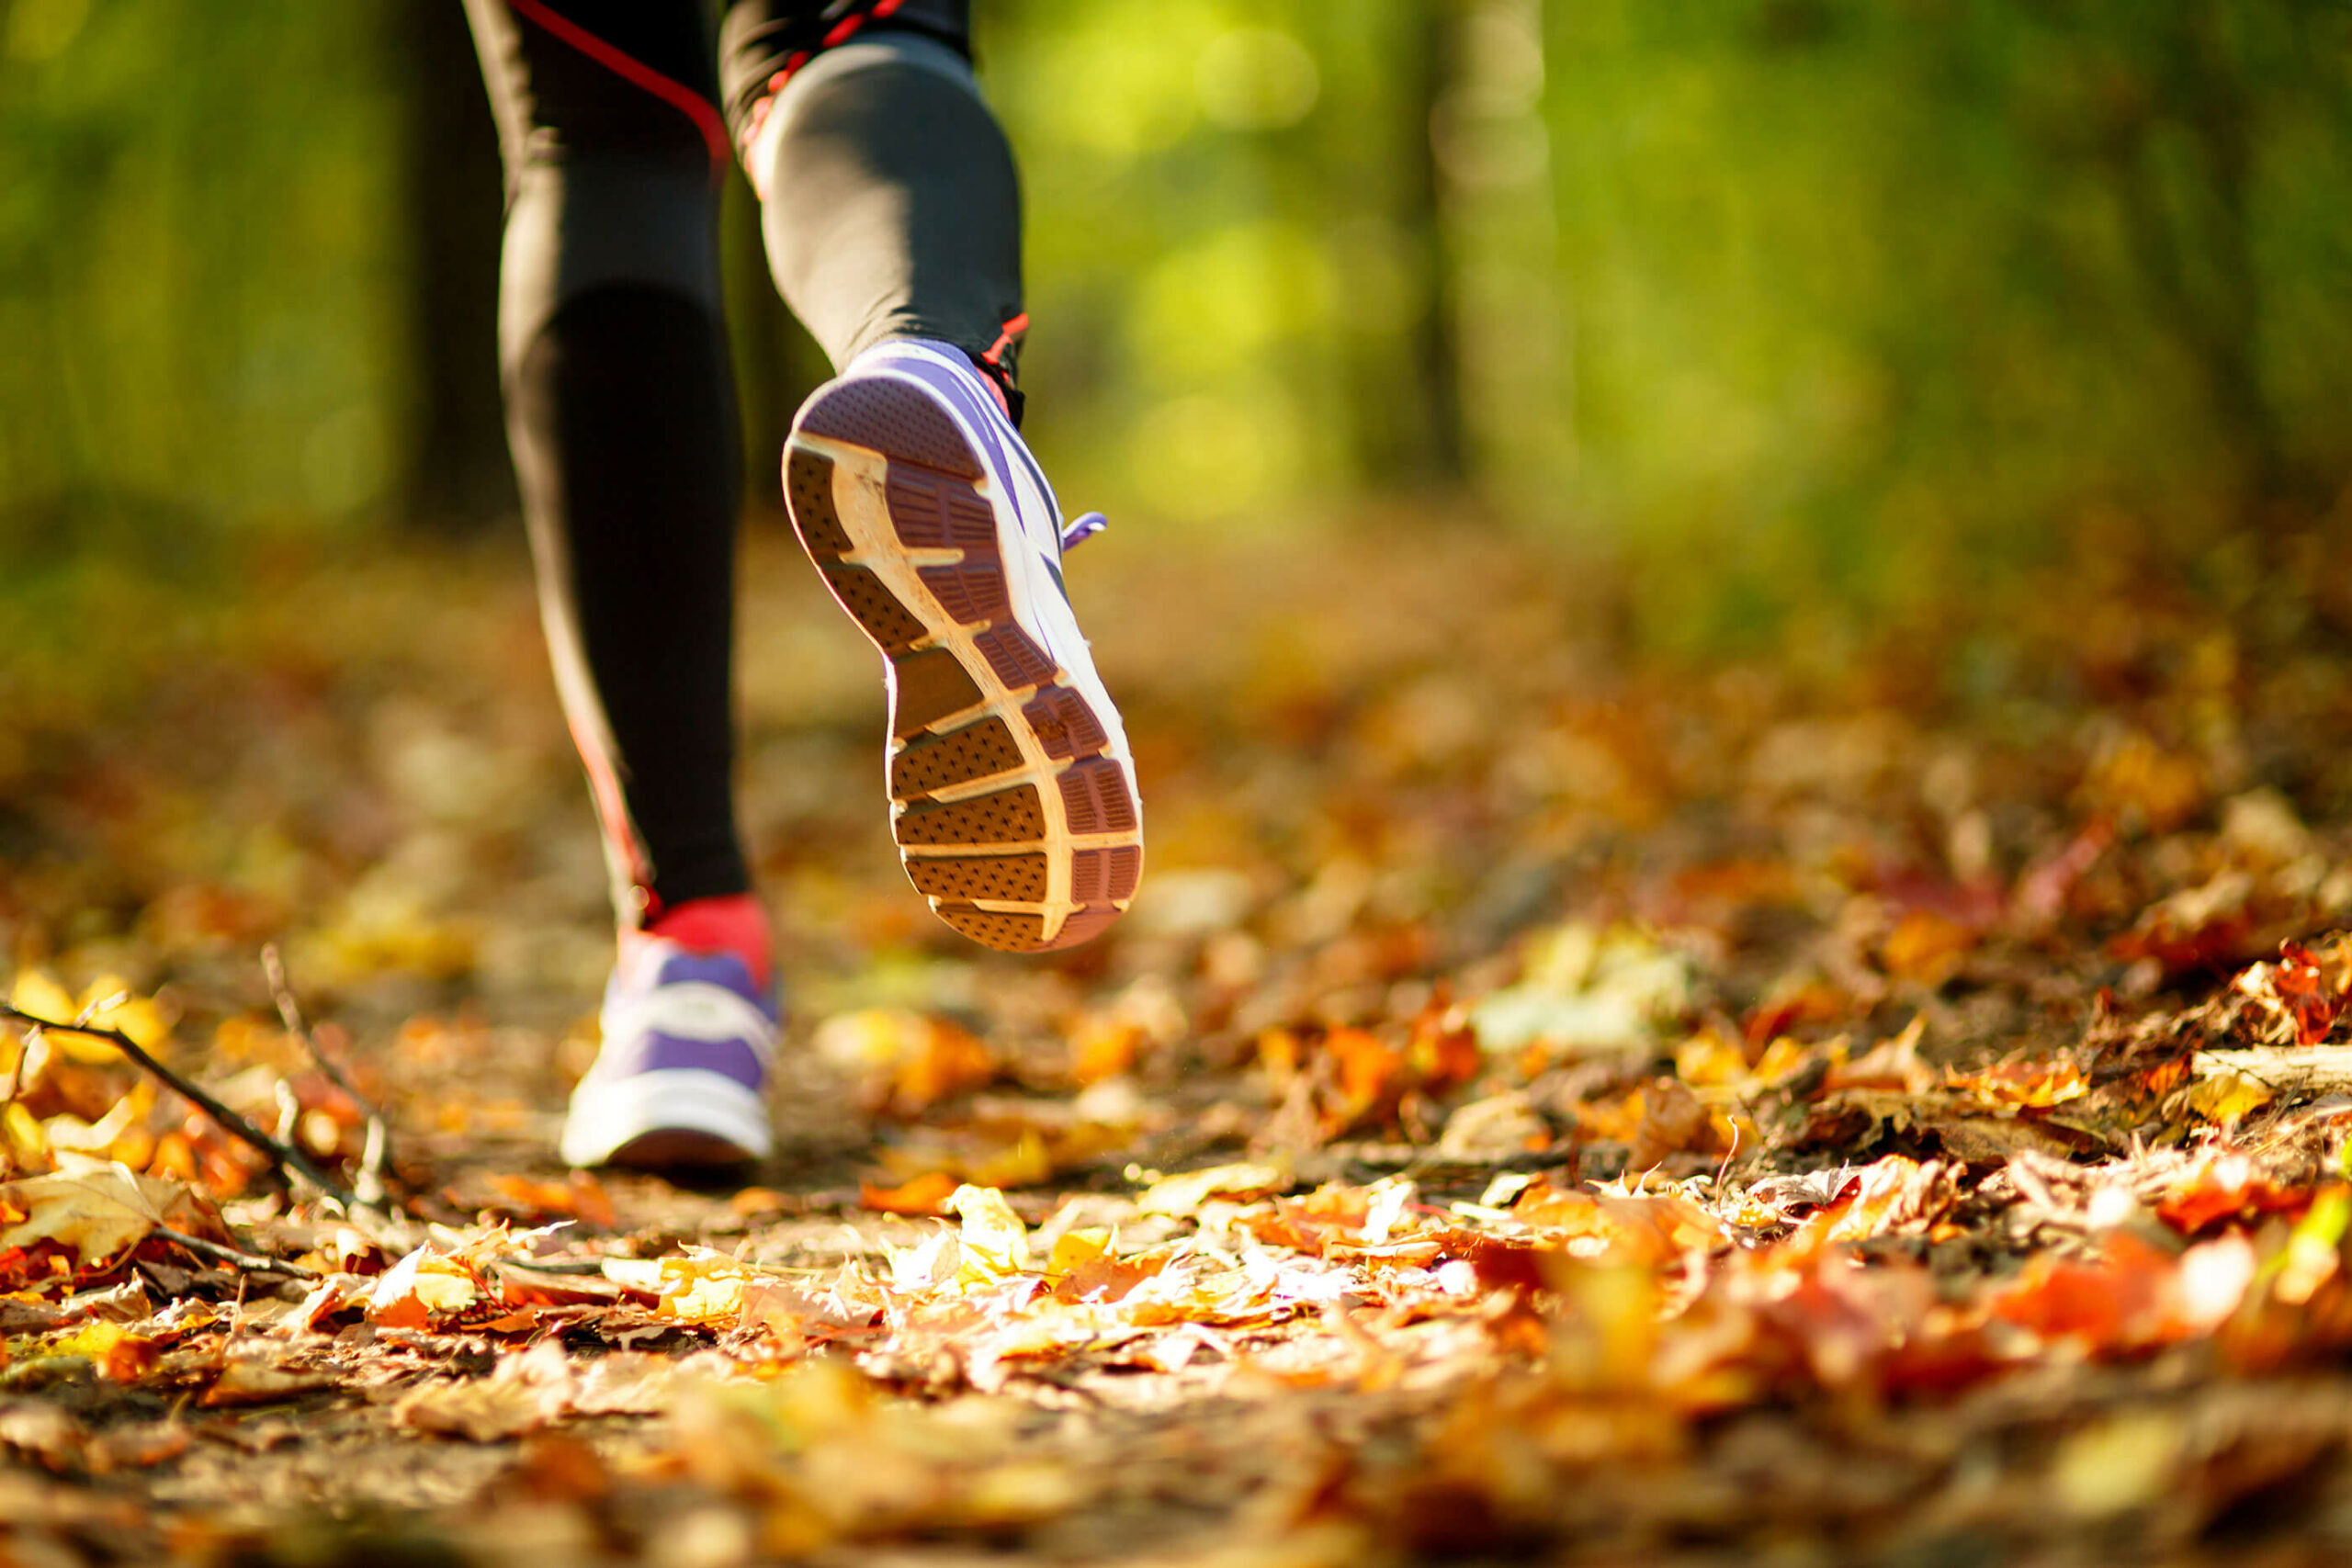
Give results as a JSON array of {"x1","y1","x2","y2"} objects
[{"x1": 8, "y1": 523, "x2": 2352, "y2": 1562}]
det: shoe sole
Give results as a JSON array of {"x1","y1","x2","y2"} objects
[{"x1": 785, "y1": 377, "x2": 1141, "y2": 953}]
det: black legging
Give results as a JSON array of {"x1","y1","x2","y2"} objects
[{"x1": 461, "y1": 0, "x2": 1026, "y2": 923}]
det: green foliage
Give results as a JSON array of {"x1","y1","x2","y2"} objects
[
  {"x1": 4, "y1": 0, "x2": 2348, "y2": 638},
  {"x1": 0, "y1": 0, "x2": 407, "y2": 558},
  {"x1": 1542, "y1": 0, "x2": 2352, "y2": 639}
]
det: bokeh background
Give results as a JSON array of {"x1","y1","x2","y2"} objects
[
  {"x1": 6, "y1": 0, "x2": 2352, "y2": 1038},
  {"x1": 7, "y1": 0, "x2": 2348, "y2": 636}
]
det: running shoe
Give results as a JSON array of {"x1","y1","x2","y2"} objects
[
  {"x1": 559, "y1": 935, "x2": 778, "y2": 1168},
  {"x1": 782, "y1": 340, "x2": 1143, "y2": 952}
]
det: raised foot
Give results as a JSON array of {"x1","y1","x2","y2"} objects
[{"x1": 783, "y1": 361, "x2": 1142, "y2": 954}]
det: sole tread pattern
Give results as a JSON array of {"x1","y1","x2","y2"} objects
[
  {"x1": 907, "y1": 852, "x2": 1050, "y2": 903},
  {"x1": 822, "y1": 565, "x2": 930, "y2": 654},
  {"x1": 888, "y1": 473, "x2": 997, "y2": 549},
  {"x1": 1057, "y1": 759, "x2": 1139, "y2": 836},
  {"x1": 918, "y1": 562, "x2": 1012, "y2": 626},
  {"x1": 786, "y1": 372, "x2": 1141, "y2": 953},
  {"x1": 934, "y1": 908, "x2": 1047, "y2": 949},
  {"x1": 895, "y1": 784, "x2": 1046, "y2": 848},
  {"x1": 797, "y1": 379, "x2": 980, "y2": 479},
  {"x1": 890, "y1": 648, "x2": 984, "y2": 739},
  {"x1": 891, "y1": 717, "x2": 1025, "y2": 800},
  {"x1": 1023, "y1": 685, "x2": 1109, "y2": 761}
]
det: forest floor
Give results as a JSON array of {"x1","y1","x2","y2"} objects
[{"x1": 7, "y1": 511, "x2": 2352, "y2": 1564}]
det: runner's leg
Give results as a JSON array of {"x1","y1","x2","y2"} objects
[
  {"x1": 468, "y1": 0, "x2": 779, "y2": 1168},
  {"x1": 718, "y1": 1, "x2": 1028, "y2": 406},
  {"x1": 463, "y1": 0, "x2": 755, "y2": 950},
  {"x1": 716, "y1": 4, "x2": 1145, "y2": 952}
]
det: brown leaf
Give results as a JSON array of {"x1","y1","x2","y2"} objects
[
  {"x1": 201, "y1": 1354, "x2": 335, "y2": 1407},
  {"x1": 0, "y1": 1167, "x2": 216, "y2": 1271}
]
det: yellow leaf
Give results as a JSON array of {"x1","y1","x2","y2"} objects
[
  {"x1": 1135, "y1": 1160, "x2": 1291, "y2": 1216},
  {"x1": 1046, "y1": 1227, "x2": 1112, "y2": 1282},
  {"x1": 0, "y1": 973, "x2": 171, "y2": 1066},
  {"x1": 1673, "y1": 1029, "x2": 1752, "y2": 1089},
  {"x1": 860, "y1": 1171, "x2": 960, "y2": 1216},
  {"x1": 662, "y1": 1259, "x2": 753, "y2": 1325},
  {"x1": 964, "y1": 1129, "x2": 1054, "y2": 1190},
  {"x1": 0, "y1": 1167, "x2": 208, "y2": 1266},
  {"x1": 1069, "y1": 1018, "x2": 1140, "y2": 1085},
  {"x1": 55, "y1": 1320, "x2": 160, "y2": 1382},
  {"x1": 368, "y1": 1246, "x2": 481, "y2": 1327},
  {"x1": 8, "y1": 971, "x2": 74, "y2": 1028},
  {"x1": 2187, "y1": 1066, "x2": 2275, "y2": 1126},
  {"x1": 2, "y1": 1102, "x2": 49, "y2": 1171},
  {"x1": 73, "y1": 976, "x2": 171, "y2": 1060},
  {"x1": 944, "y1": 1185, "x2": 1030, "y2": 1284}
]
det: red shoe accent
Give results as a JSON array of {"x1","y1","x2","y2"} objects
[{"x1": 645, "y1": 894, "x2": 774, "y2": 991}]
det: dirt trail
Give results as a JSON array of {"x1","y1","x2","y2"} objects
[{"x1": 8, "y1": 523, "x2": 2352, "y2": 1562}]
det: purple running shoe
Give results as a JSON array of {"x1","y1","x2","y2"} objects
[
  {"x1": 783, "y1": 339, "x2": 1143, "y2": 953},
  {"x1": 560, "y1": 935, "x2": 777, "y2": 1168}
]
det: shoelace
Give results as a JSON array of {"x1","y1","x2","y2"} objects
[{"x1": 1061, "y1": 512, "x2": 1108, "y2": 552}]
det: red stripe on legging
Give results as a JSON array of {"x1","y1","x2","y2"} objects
[
  {"x1": 739, "y1": 0, "x2": 910, "y2": 174},
  {"x1": 507, "y1": 0, "x2": 732, "y2": 180},
  {"x1": 563, "y1": 706, "x2": 658, "y2": 918}
]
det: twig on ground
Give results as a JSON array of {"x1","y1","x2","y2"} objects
[
  {"x1": 5, "y1": 1017, "x2": 36, "y2": 1101},
  {"x1": 262, "y1": 945, "x2": 382, "y2": 1120},
  {"x1": 2197, "y1": 1046, "x2": 2352, "y2": 1096},
  {"x1": 263, "y1": 943, "x2": 397, "y2": 1204},
  {"x1": 355, "y1": 1116, "x2": 390, "y2": 1208},
  {"x1": 0, "y1": 1000, "x2": 358, "y2": 1208},
  {"x1": 155, "y1": 1227, "x2": 318, "y2": 1278}
]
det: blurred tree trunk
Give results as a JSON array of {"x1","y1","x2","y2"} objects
[
  {"x1": 2112, "y1": 7, "x2": 2290, "y2": 512},
  {"x1": 1405, "y1": 0, "x2": 1468, "y2": 487},
  {"x1": 1342, "y1": 0, "x2": 1466, "y2": 492},
  {"x1": 396, "y1": 0, "x2": 514, "y2": 530}
]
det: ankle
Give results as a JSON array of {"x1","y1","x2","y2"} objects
[{"x1": 642, "y1": 894, "x2": 773, "y2": 991}]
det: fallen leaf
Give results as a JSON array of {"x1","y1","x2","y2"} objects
[
  {"x1": 862, "y1": 1171, "x2": 960, "y2": 1217},
  {"x1": 0, "y1": 1166, "x2": 214, "y2": 1269},
  {"x1": 1136, "y1": 1161, "x2": 1292, "y2": 1217},
  {"x1": 945, "y1": 1184, "x2": 1030, "y2": 1285},
  {"x1": 1945, "y1": 1058, "x2": 2088, "y2": 1108},
  {"x1": 201, "y1": 1354, "x2": 335, "y2": 1407},
  {"x1": 368, "y1": 1246, "x2": 481, "y2": 1329},
  {"x1": 393, "y1": 1341, "x2": 572, "y2": 1441},
  {"x1": 1882, "y1": 908, "x2": 1977, "y2": 986}
]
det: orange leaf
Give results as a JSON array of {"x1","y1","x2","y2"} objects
[
  {"x1": 1881, "y1": 909, "x2": 1977, "y2": 986},
  {"x1": 1944, "y1": 1058, "x2": 2087, "y2": 1108},
  {"x1": 861, "y1": 1171, "x2": 960, "y2": 1217},
  {"x1": 1069, "y1": 1018, "x2": 1141, "y2": 1085},
  {"x1": 2154, "y1": 1150, "x2": 2308, "y2": 1235},
  {"x1": 1327, "y1": 1028, "x2": 1402, "y2": 1111}
]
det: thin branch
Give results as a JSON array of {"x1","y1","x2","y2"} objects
[
  {"x1": 155, "y1": 1227, "x2": 318, "y2": 1278},
  {"x1": 262, "y1": 945, "x2": 384, "y2": 1123},
  {"x1": 355, "y1": 1115, "x2": 389, "y2": 1208},
  {"x1": 0, "y1": 1000, "x2": 356, "y2": 1208},
  {"x1": 5, "y1": 1018, "x2": 35, "y2": 1101},
  {"x1": 263, "y1": 944, "x2": 399, "y2": 1199}
]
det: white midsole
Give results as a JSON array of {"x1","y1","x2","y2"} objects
[{"x1": 560, "y1": 1067, "x2": 772, "y2": 1166}]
